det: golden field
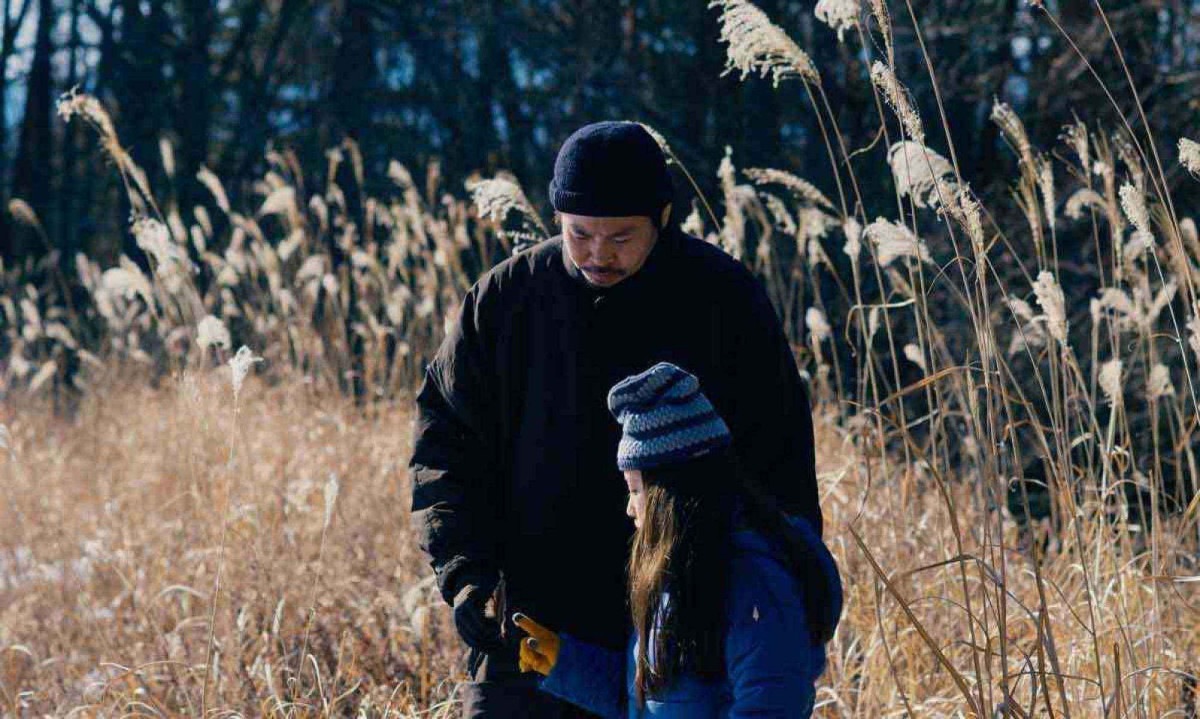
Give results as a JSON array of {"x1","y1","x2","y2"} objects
[{"x1": 1, "y1": 365, "x2": 1197, "y2": 716}]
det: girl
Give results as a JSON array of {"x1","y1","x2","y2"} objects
[{"x1": 514, "y1": 362, "x2": 842, "y2": 717}]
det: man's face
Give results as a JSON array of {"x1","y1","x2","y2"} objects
[{"x1": 561, "y1": 213, "x2": 659, "y2": 288}]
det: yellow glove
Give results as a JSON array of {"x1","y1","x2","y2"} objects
[{"x1": 513, "y1": 613, "x2": 560, "y2": 676}]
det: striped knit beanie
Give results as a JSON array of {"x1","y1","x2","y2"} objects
[{"x1": 607, "y1": 362, "x2": 732, "y2": 471}]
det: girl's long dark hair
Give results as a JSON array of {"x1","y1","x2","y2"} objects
[
  {"x1": 628, "y1": 450, "x2": 735, "y2": 705},
  {"x1": 628, "y1": 448, "x2": 837, "y2": 706}
]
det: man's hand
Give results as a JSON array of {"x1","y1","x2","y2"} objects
[
  {"x1": 513, "y1": 613, "x2": 560, "y2": 676},
  {"x1": 452, "y1": 584, "x2": 502, "y2": 651}
]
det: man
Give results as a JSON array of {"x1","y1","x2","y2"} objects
[{"x1": 410, "y1": 121, "x2": 822, "y2": 717}]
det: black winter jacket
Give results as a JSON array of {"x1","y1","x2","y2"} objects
[{"x1": 409, "y1": 227, "x2": 821, "y2": 655}]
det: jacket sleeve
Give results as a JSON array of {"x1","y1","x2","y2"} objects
[
  {"x1": 725, "y1": 586, "x2": 824, "y2": 717},
  {"x1": 409, "y1": 284, "x2": 504, "y2": 604},
  {"x1": 538, "y1": 634, "x2": 626, "y2": 719},
  {"x1": 726, "y1": 277, "x2": 823, "y2": 536}
]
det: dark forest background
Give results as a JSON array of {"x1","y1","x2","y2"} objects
[{"x1": 1, "y1": 0, "x2": 1198, "y2": 272}]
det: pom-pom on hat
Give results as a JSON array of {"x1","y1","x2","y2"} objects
[
  {"x1": 607, "y1": 362, "x2": 732, "y2": 471},
  {"x1": 549, "y1": 121, "x2": 673, "y2": 221}
]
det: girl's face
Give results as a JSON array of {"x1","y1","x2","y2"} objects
[{"x1": 624, "y1": 470, "x2": 647, "y2": 529}]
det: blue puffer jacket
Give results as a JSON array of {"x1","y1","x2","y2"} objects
[{"x1": 538, "y1": 512, "x2": 841, "y2": 718}]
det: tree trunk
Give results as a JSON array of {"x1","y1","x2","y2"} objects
[
  {"x1": 0, "y1": 0, "x2": 34, "y2": 262},
  {"x1": 225, "y1": 0, "x2": 305, "y2": 181},
  {"x1": 330, "y1": 0, "x2": 377, "y2": 144},
  {"x1": 176, "y1": 0, "x2": 214, "y2": 212},
  {"x1": 10, "y1": 0, "x2": 55, "y2": 259},
  {"x1": 57, "y1": 0, "x2": 82, "y2": 272}
]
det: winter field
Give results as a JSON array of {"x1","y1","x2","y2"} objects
[
  {"x1": 4, "y1": 0, "x2": 1200, "y2": 715},
  {"x1": 5, "y1": 361, "x2": 1194, "y2": 717}
]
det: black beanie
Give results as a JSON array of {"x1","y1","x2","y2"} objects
[{"x1": 549, "y1": 121, "x2": 673, "y2": 221}]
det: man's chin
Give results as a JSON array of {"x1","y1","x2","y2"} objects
[{"x1": 582, "y1": 271, "x2": 625, "y2": 287}]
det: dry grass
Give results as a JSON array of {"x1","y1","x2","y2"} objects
[
  {"x1": 1, "y1": 369, "x2": 1197, "y2": 716},
  {"x1": 820, "y1": 434, "x2": 1200, "y2": 716},
  {"x1": 0, "y1": 372, "x2": 464, "y2": 716}
]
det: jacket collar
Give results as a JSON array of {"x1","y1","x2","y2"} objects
[{"x1": 560, "y1": 225, "x2": 680, "y2": 299}]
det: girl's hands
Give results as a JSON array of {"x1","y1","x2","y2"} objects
[{"x1": 513, "y1": 613, "x2": 561, "y2": 676}]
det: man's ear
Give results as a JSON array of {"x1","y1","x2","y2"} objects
[{"x1": 659, "y1": 203, "x2": 672, "y2": 229}]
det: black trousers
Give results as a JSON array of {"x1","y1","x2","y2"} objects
[{"x1": 461, "y1": 647, "x2": 600, "y2": 718}]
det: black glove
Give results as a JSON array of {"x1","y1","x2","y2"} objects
[{"x1": 452, "y1": 583, "x2": 503, "y2": 652}]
